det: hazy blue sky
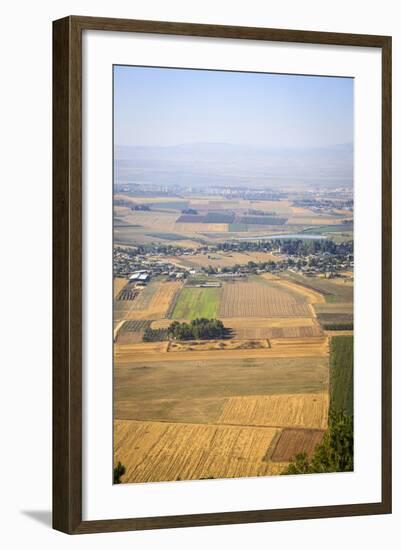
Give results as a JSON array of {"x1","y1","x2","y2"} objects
[{"x1": 114, "y1": 65, "x2": 353, "y2": 149}]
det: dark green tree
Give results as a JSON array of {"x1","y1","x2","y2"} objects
[
  {"x1": 113, "y1": 461, "x2": 126, "y2": 484},
  {"x1": 282, "y1": 411, "x2": 353, "y2": 475}
]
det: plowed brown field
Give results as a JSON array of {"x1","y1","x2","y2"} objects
[{"x1": 270, "y1": 428, "x2": 325, "y2": 461}]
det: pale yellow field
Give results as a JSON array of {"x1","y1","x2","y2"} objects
[
  {"x1": 114, "y1": 419, "x2": 286, "y2": 483},
  {"x1": 267, "y1": 276, "x2": 325, "y2": 304},
  {"x1": 113, "y1": 278, "x2": 127, "y2": 298},
  {"x1": 126, "y1": 281, "x2": 182, "y2": 320},
  {"x1": 291, "y1": 206, "x2": 318, "y2": 216},
  {"x1": 174, "y1": 222, "x2": 229, "y2": 233},
  {"x1": 219, "y1": 393, "x2": 329, "y2": 430},
  {"x1": 246, "y1": 199, "x2": 294, "y2": 214},
  {"x1": 269, "y1": 336, "x2": 328, "y2": 351}
]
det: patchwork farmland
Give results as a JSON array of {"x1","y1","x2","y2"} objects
[{"x1": 113, "y1": 192, "x2": 353, "y2": 483}]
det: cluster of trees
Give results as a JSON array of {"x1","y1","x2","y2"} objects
[
  {"x1": 132, "y1": 204, "x2": 150, "y2": 211},
  {"x1": 205, "y1": 260, "x2": 277, "y2": 275},
  {"x1": 114, "y1": 199, "x2": 151, "y2": 211},
  {"x1": 181, "y1": 208, "x2": 198, "y2": 215},
  {"x1": 216, "y1": 241, "x2": 274, "y2": 253},
  {"x1": 282, "y1": 411, "x2": 353, "y2": 475},
  {"x1": 168, "y1": 318, "x2": 226, "y2": 340},
  {"x1": 278, "y1": 238, "x2": 353, "y2": 257},
  {"x1": 293, "y1": 198, "x2": 353, "y2": 209}
]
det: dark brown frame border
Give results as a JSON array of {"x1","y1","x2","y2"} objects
[{"x1": 53, "y1": 15, "x2": 392, "y2": 534}]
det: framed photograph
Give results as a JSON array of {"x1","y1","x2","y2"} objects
[{"x1": 53, "y1": 16, "x2": 392, "y2": 534}]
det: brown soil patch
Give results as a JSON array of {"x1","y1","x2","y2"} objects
[{"x1": 270, "y1": 428, "x2": 325, "y2": 461}]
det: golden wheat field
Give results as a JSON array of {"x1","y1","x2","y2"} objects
[
  {"x1": 218, "y1": 393, "x2": 329, "y2": 430},
  {"x1": 114, "y1": 419, "x2": 287, "y2": 482},
  {"x1": 218, "y1": 280, "x2": 312, "y2": 317}
]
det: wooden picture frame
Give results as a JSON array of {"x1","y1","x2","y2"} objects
[{"x1": 53, "y1": 15, "x2": 392, "y2": 534}]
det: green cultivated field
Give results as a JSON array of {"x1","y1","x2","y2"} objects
[
  {"x1": 329, "y1": 336, "x2": 353, "y2": 416},
  {"x1": 171, "y1": 287, "x2": 221, "y2": 320}
]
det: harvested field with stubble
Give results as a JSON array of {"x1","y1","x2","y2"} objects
[
  {"x1": 220, "y1": 316, "x2": 322, "y2": 339},
  {"x1": 113, "y1": 278, "x2": 127, "y2": 298},
  {"x1": 114, "y1": 356, "x2": 329, "y2": 419},
  {"x1": 114, "y1": 419, "x2": 287, "y2": 483},
  {"x1": 218, "y1": 280, "x2": 312, "y2": 318},
  {"x1": 115, "y1": 335, "x2": 328, "y2": 363},
  {"x1": 270, "y1": 428, "x2": 325, "y2": 461},
  {"x1": 218, "y1": 393, "x2": 329, "y2": 429},
  {"x1": 116, "y1": 320, "x2": 152, "y2": 344},
  {"x1": 230, "y1": 324, "x2": 321, "y2": 339},
  {"x1": 176, "y1": 250, "x2": 279, "y2": 270},
  {"x1": 270, "y1": 276, "x2": 325, "y2": 304},
  {"x1": 126, "y1": 280, "x2": 182, "y2": 320},
  {"x1": 281, "y1": 272, "x2": 353, "y2": 303}
]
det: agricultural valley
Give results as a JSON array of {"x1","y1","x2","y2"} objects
[{"x1": 113, "y1": 185, "x2": 354, "y2": 483}]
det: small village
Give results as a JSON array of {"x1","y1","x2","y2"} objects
[{"x1": 113, "y1": 237, "x2": 353, "y2": 288}]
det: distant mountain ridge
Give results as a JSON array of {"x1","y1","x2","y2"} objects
[{"x1": 114, "y1": 142, "x2": 353, "y2": 189}]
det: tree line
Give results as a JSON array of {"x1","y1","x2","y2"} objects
[{"x1": 168, "y1": 318, "x2": 226, "y2": 340}]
